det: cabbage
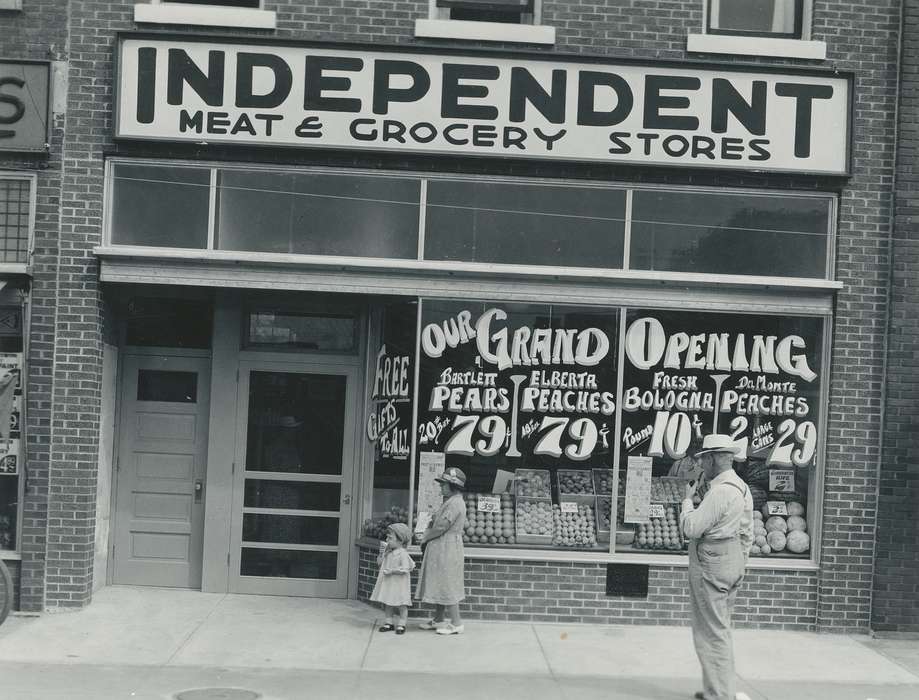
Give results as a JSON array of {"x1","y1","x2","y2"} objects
[
  {"x1": 765, "y1": 516, "x2": 788, "y2": 533},
  {"x1": 766, "y1": 530, "x2": 787, "y2": 552},
  {"x1": 786, "y1": 515, "x2": 807, "y2": 532},
  {"x1": 786, "y1": 529, "x2": 810, "y2": 554}
]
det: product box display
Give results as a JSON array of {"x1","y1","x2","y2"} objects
[
  {"x1": 649, "y1": 477, "x2": 688, "y2": 503},
  {"x1": 556, "y1": 469, "x2": 595, "y2": 496},
  {"x1": 551, "y1": 501, "x2": 597, "y2": 547},
  {"x1": 592, "y1": 468, "x2": 615, "y2": 497},
  {"x1": 515, "y1": 496, "x2": 554, "y2": 545},
  {"x1": 463, "y1": 492, "x2": 516, "y2": 545},
  {"x1": 513, "y1": 469, "x2": 552, "y2": 498},
  {"x1": 596, "y1": 496, "x2": 613, "y2": 542},
  {"x1": 634, "y1": 503, "x2": 684, "y2": 551},
  {"x1": 750, "y1": 500, "x2": 809, "y2": 556}
]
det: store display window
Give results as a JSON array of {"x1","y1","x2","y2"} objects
[
  {"x1": 0, "y1": 306, "x2": 23, "y2": 552},
  {"x1": 412, "y1": 299, "x2": 618, "y2": 552},
  {"x1": 363, "y1": 300, "x2": 417, "y2": 540},
  {"x1": 617, "y1": 309, "x2": 824, "y2": 559}
]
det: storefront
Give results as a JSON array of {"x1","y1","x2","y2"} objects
[{"x1": 89, "y1": 32, "x2": 858, "y2": 628}]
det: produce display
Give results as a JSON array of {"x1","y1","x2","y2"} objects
[
  {"x1": 749, "y1": 501, "x2": 809, "y2": 556},
  {"x1": 514, "y1": 469, "x2": 552, "y2": 498},
  {"x1": 462, "y1": 492, "x2": 516, "y2": 545},
  {"x1": 596, "y1": 496, "x2": 613, "y2": 532},
  {"x1": 557, "y1": 469, "x2": 594, "y2": 495},
  {"x1": 593, "y1": 469, "x2": 614, "y2": 496},
  {"x1": 552, "y1": 503, "x2": 597, "y2": 547},
  {"x1": 634, "y1": 504, "x2": 684, "y2": 550},
  {"x1": 362, "y1": 505, "x2": 409, "y2": 540},
  {"x1": 650, "y1": 477, "x2": 687, "y2": 503},
  {"x1": 515, "y1": 498, "x2": 555, "y2": 540}
]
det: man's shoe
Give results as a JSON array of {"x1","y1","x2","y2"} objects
[
  {"x1": 736, "y1": 694, "x2": 752, "y2": 700},
  {"x1": 418, "y1": 619, "x2": 444, "y2": 630},
  {"x1": 436, "y1": 623, "x2": 465, "y2": 635},
  {"x1": 693, "y1": 693, "x2": 705, "y2": 700}
]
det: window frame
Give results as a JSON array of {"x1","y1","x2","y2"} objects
[
  {"x1": 687, "y1": 0, "x2": 826, "y2": 60},
  {"x1": 707, "y1": 0, "x2": 804, "y2": 40},
  {"x1": 103, "y1": 158, "x2": 838, "y2": 288},
  {"x1": 0, "y1": 172, "x2": 36, "y2": 274},
  {"x1": 416, "y1": 0, "x2": 555, "y2": 44},
  {"x1": 133, "y1": 0, "x2": 276, "y2": 29}
]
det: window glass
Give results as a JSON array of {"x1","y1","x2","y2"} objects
[
  {"x1": 216, "y1": 170, "x2": 420, "y2": 259},
  {"x1": 0, "y1": 179, "x2": 31, "y2": 264},
  {"x1": 415, "y1": 299, "x2": 618, "y2": 551},
  {"x1": 110, "y1": 164, "x2": 210, "y2": 248},
  {"x1": 137, "y1": 370, "x2": 198, "y2": 403},
  {"x1": 630, "y1": 190, "x2": 830, "y2": 278},
  {"x1": 0, "y1": 325, "x2": 23, "y2": 552},
  {"x1": 169, "y1": 1, "x2": 260, "y2": 6},
  {"x1": 709, "y1": 0, "x2": 802, "y2": 38},
  {"x1": 425, "y1": 180, "x2": 626, "y2": 269},
  {"x1": 123, "y1": 297, "x2": 213, "y2": 349},
  {"x1": 438, "y1": 0, "x2": 534, "y2": 24},
  {"x1": 617, "y1": 310, "x2": 823, "y2": 559},
  {"x1": 245, "y1": 310, "x2": 358, "y2": 353},
  {"x1": 362, "y1": 301, "x2": 416, "y2": 541}
]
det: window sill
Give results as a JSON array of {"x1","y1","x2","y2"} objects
[
  {"x1": 133, "y1": 3, "x2": 277, "y2": 29},
  {"x1": 0, "y1": 551, "x2": 21, "y2": 560},
  {"x1": 687, "y1": 33, "x2": 826, "y2": 60},
  {"x1": 414, "y1": 18, "x2": 555, "y2": 45},
  {"x1": 0, "y1": 0, "x2": 23, "y2": 11}
]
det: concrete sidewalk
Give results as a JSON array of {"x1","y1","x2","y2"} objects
[{"x1": 0, "y1": 586, "x2": 917, "y2": 700}]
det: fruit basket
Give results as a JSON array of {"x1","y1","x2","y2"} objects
[
  {"x1": 595, "y1": 495, "x2": 613, "y2": 543},
  {"x1": 551, "y1": 501, "x2": 598, "y2": 548},
  {"x1": 633, "y1": 503, "x2": 685, "y2": 551},
  {"x1": 650, "y1": 476, "x2": 688, "y2": 503},
  {"x1": 514, "y1": 496, "x2": 555, "y2": 545},
  {"x1": 556, "y1": 468, "x2": 595, "y2": 496},
  {"x1": 462, "y1": 492, "x2": 516, "y2": 546},
  {"x1": 513, "y1": 468, "x2": 552, "y2": 498},
  {"x1": 592, "y1": 468, "x2": 615, "y2": 497}
]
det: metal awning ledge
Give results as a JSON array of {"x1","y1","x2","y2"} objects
[{"x1": 95, "y1": 246, "x2": 840, "y2": 315}]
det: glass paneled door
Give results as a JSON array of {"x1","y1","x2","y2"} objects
[{"x1": 229, "y1": 363, "x2": 358, "y2": 597}]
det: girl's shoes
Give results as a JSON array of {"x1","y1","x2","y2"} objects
[
  {"x1": 395, "y1": 626, "x2": 406, "y2": 635},
  {"x1": 436, "y1": 623, "x2": 464, "y2": 635},
  {"x1": 378, "y1": 623, "x2": 395, "y2": 632}
]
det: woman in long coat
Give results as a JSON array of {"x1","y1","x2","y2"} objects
[{"x1": 416, "y1": 467, "x2": 467, "y2": 635}]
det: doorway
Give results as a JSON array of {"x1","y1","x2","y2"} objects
[
  {"x1": 228, "y1": 362, "x2": 359, "y2": 598},
  {"x1": 112, "y1": 354, "x2": 211, "y2": 588}
]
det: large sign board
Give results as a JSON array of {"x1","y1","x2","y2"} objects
[
  {"x1": 115, "y1": 36, "x2": 852, "y2": 174},
  {"x1": 0, "y1": 60, "x2": 51, "y2": 152}
]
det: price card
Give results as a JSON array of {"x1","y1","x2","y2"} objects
[
  {"x1": 477, "y1": 495, "x2": 501, "y2": 512},
  {"x1": 624, "y1": 456, "x2": 653, "y2": 524},
  {"x1": 769, "y1": 469, "x2": 795, "y2": 493},
  {"x1": 648, "y1": 503, "x2": 665, "y2": 519},
  {"x1": 766, "y1": 501, "x2": 788, "y2": 516},
  {"x1": 560, "y1": 501, "x2": 579, "y2": 514}
]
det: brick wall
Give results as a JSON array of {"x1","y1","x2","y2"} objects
[
  {"x1": 357, "y1": 542, "x2": 818, "y2": 629},
  {"x1": 871, "y1": 0, "x2": 919, "y2": 636},
  {"x1": 0, "y1": 0, "x2": 68, "y2": 612},
  {"x1": 28, "y1": 0, "x2": 902, "y2": 629}
]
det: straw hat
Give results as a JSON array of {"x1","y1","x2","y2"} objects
[
  {"x1": 434, "y1": 467, "x2": 467, "y2": 489},
  {"x1": 694, "y1": 433, "x2": 741, "y2": 456},
  {"x1": 387, "y1": 522, "x2": 412, "y2": 546}
]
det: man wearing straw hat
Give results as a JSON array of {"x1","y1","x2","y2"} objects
[{"x1": 680, "y1": 434, "x2": 754, "y2": 700}]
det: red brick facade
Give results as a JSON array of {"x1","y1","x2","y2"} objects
[{"x1": 0, "y1": 0, "x2": 914, "y2": 633}]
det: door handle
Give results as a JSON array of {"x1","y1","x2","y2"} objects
[
  {"x1": 342, "y1": 494, "x2": 351, "y2": 505},
  {"x1": 194, "y1": 479, "x2": 204, "y2": 504}
]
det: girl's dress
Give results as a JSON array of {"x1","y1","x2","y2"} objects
[
  {"x1": 415, "y1": 493, "x2": 467, "y2": 605},
  {"x1": 369, "y1": 547, "x2": 415, "y2": 607}
]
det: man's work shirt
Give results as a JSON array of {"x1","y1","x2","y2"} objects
[{"x1": 680, "y1": 468, "x2": 754, "y2": 554}]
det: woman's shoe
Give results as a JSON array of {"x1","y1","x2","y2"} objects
[
  {"x1": 436, "y1": 623, "x2": 465, "y2": 635},
  {"x1": 418, "y1": 619, "x2": 444, "y2": 630},
  {"x1": 395, "y1": 626, "x2": 406, "y2": 635},
  {"x1": 378, "y1": 623, "x2": 395, "y2": 632}
]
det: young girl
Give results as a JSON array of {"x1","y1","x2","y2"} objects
[{"x1": 370, "y1": 522, "x2": 415, "y2": 634}]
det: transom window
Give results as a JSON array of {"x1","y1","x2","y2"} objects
[
  {"x1": 106, "y1": 161, "x2": 836, "y2": 281},
  {"x1": 0, "y1": 177, "x2": 32, "y2": 265}
]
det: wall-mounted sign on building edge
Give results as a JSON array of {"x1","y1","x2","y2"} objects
[{"x1": 0, "y1": 60, "x2": 51, "y2": 153}]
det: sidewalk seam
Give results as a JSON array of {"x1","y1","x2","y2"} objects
[
  {"x1": 162, "y1": 593, "x2": 228, "y2": 667},
  {"x1": 531, "y1": 625, "x2": 558, "y2": 681}
]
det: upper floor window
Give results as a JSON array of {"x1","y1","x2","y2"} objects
[
  {"x1": 687, "y1": 0, "x2": 825, "y2": 60},
  {"x1": 708, "y1": 0, "x2": 802, "y2": 39},
  {"x1": 133, "y1": 0, "x2": 276, "y2": 29},
  {"x1": 416, "y1": 0, "x2": 555, "y2": 44},
  {"x1": 0, "y1": 176, "x2": 33, "y2": 267}
]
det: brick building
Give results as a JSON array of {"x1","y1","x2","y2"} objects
[{"x1": 0, "y1": 0, "x2": 915, "y2": 635}]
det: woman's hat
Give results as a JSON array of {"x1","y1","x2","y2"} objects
[
  {"x1": 695, "y1": 433, "x2": 741, "y2": 456},
  {"x1": 387, "y1": 522, "x2": 412, "y2": 546},
  {"x1": 434, "y1": 467, "x2": 467, "y2": 489}
]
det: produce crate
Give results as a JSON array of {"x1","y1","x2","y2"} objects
[
  {"x1": 595, "y1": 495, "x2": 613, "y2": 542},
  {"x1": 551, "y1": 498, "x2": 599, "y2": 548},
  {"x1": 592, "y1": 467, "x2": 615, "y2": 497},
  {"x1": 633, "y1": 502, "x2": 685, "y2": 551},
  {"x1": 513, "y1": 468, "x2": 552, "y2": 499},
  {"x1": 556, "y1": 468, "x2": 595, "y2": 496},
  {"x1": 514, "y1": 496, "x2": 554, "y2": 545},
  {"x1": 650, "y1": 476, "x2": 689, "y2": 503}
]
